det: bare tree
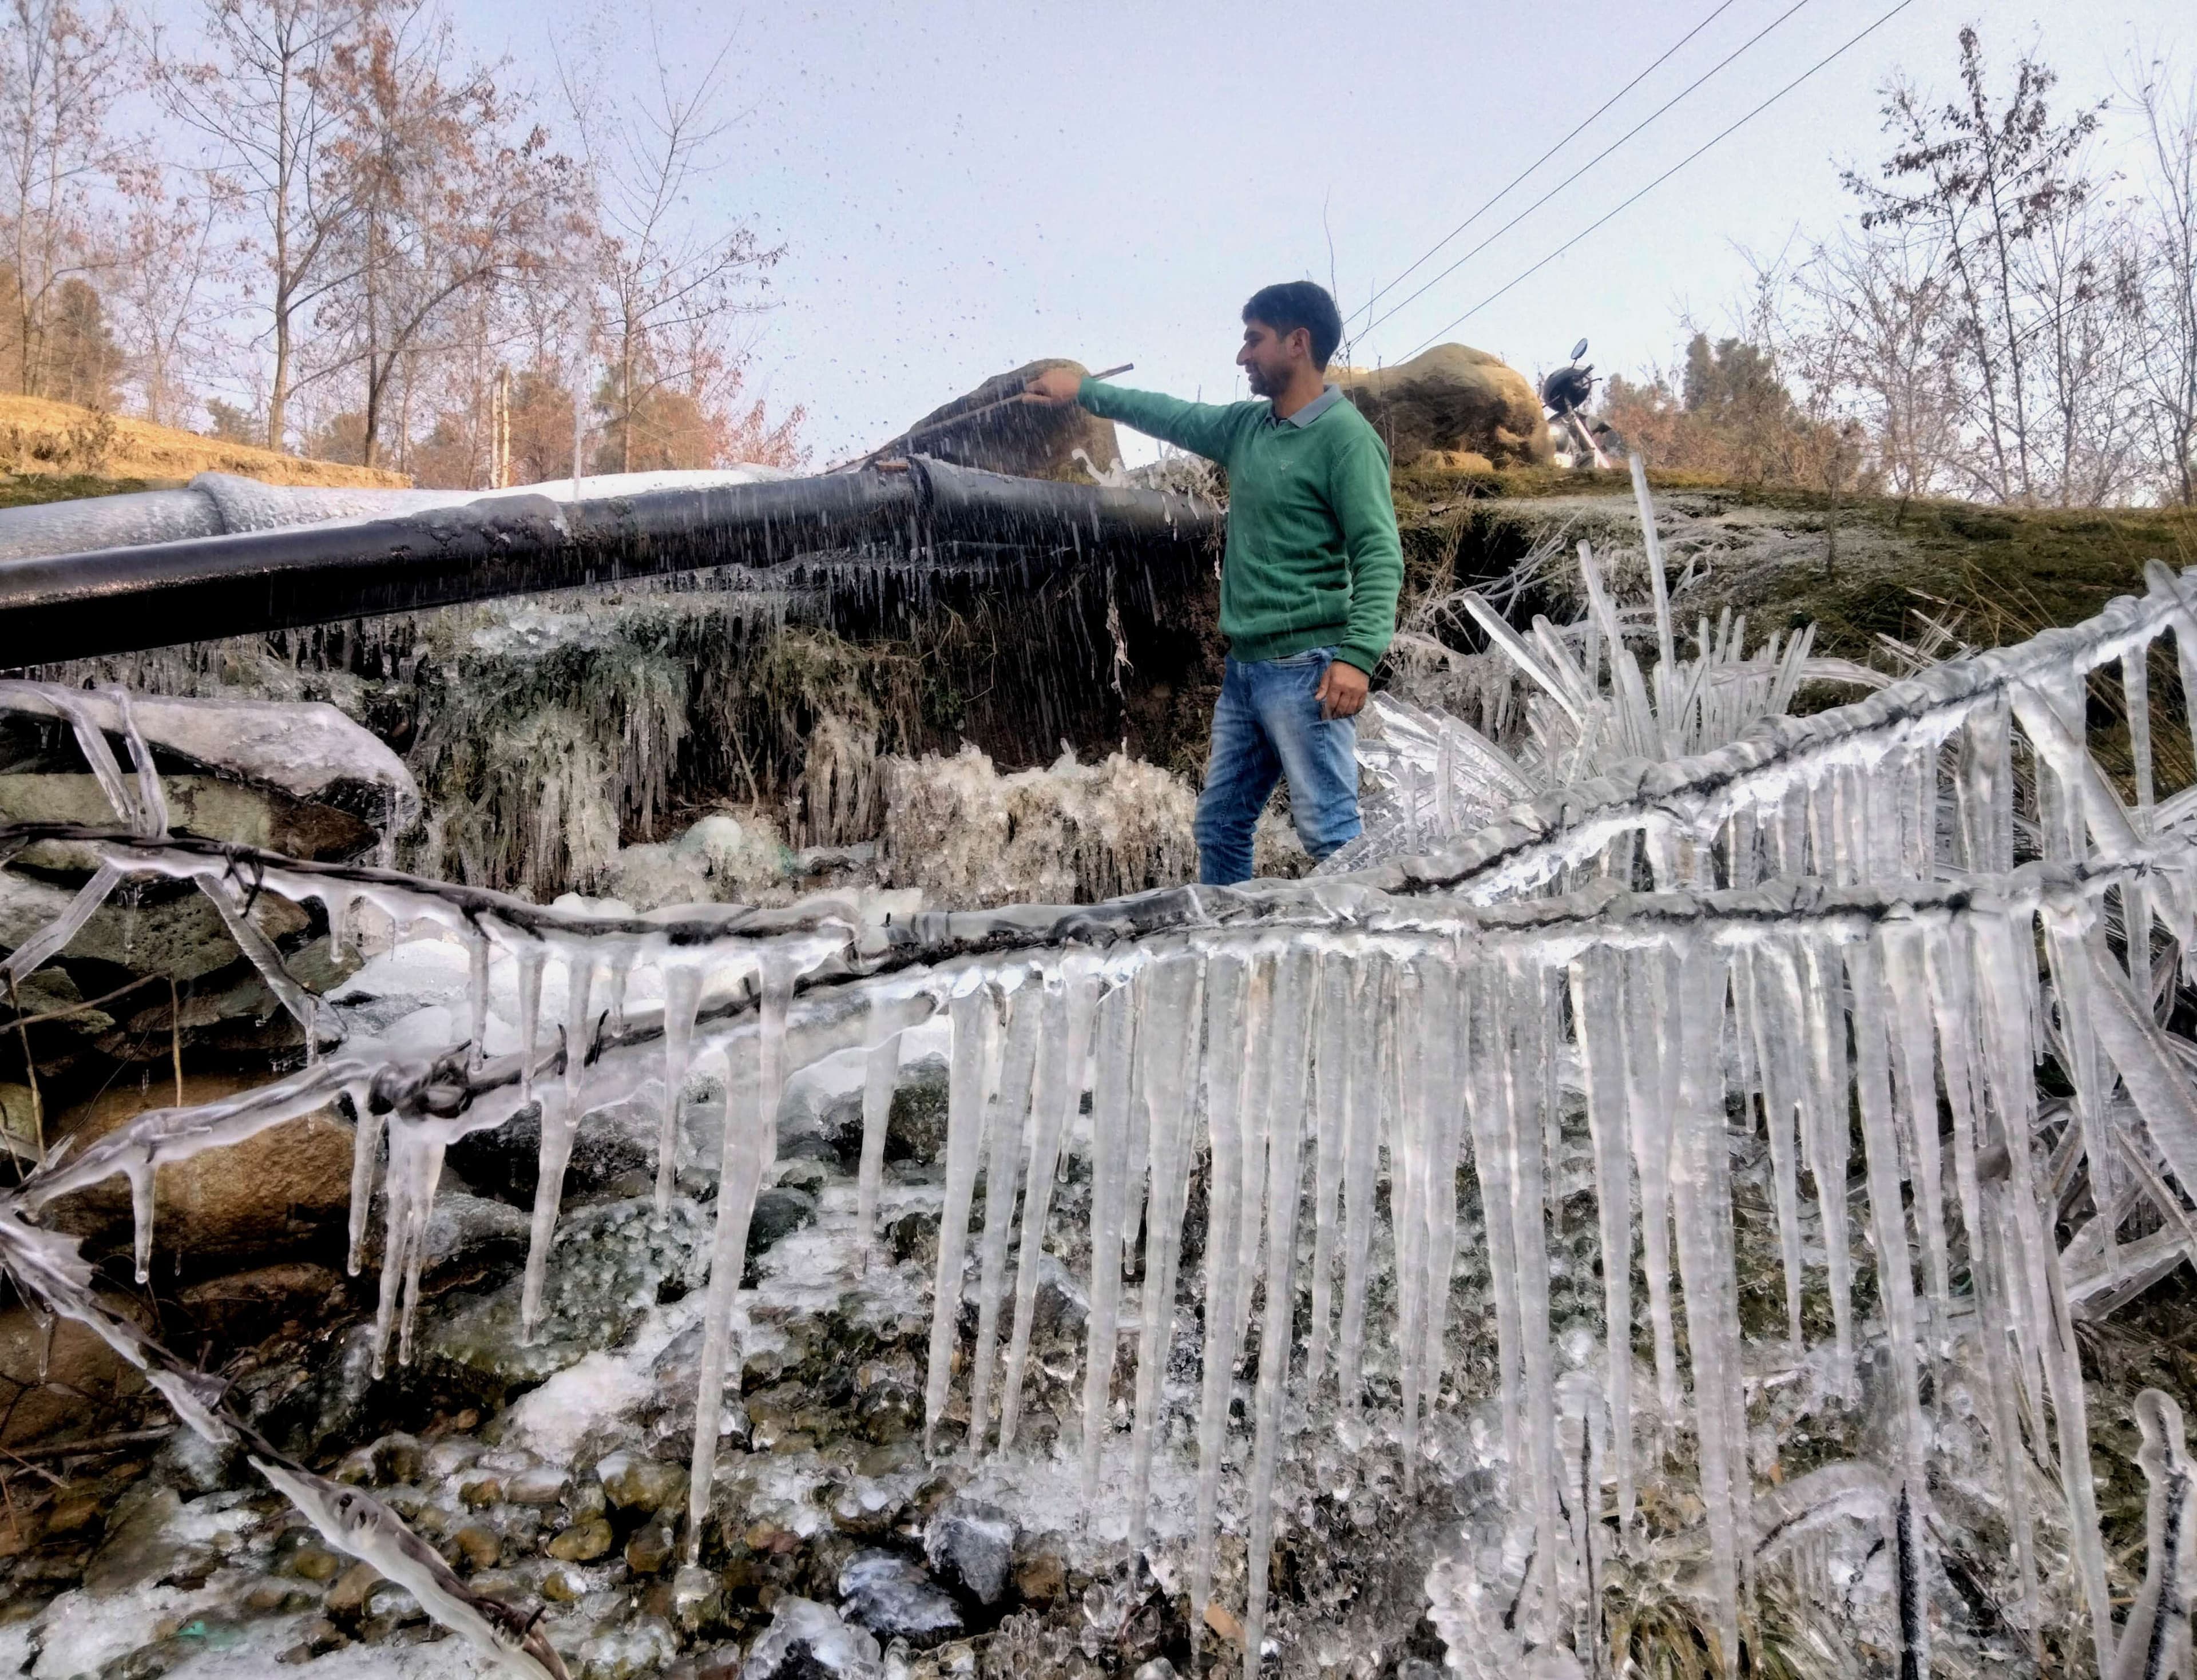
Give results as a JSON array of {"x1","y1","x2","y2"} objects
[
  {"x1": 560, "y1": 26, "x2": 782, "y2": 474},
  {"x1": 105, "y1": 164, "x2": 236, "y2": 424},
  {"x1": 1846, "y1": 27, "x2": 2104, "y2": 505},
  {"x1": 315, "y1": 11, "x2": 581, "y2": 467},
  {"x1": 0, "y1": 0, "x2": 128, "y2": 399},
  {"x1": 2127, "y1": 50, "x2": 2197, "y2": 506},
  {"x1": 148, "y1": 0, "x2": 375, "y2": 451}
]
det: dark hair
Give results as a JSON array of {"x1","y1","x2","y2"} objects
[{"x1": 1242, "y1": 281, "x2": 1343, "y2": 371}]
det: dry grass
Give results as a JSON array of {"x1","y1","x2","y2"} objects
[{"x1": 0, "y1": 394, "x2": 406, "y2": 489}]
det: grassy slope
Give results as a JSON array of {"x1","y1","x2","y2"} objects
[{"x1": 0, "y1": 394, "x2": 407, "y2": 497}]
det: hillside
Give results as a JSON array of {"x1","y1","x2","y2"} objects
[{"x1": 0, "y1": 394, "x2": 407, "y2": 499}]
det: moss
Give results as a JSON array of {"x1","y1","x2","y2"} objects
[{"x1": 0, "y1": 472, "x2": 164, "y2": 508}]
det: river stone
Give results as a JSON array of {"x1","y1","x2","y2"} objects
[
  {"x1": 885, "y1": 1053, "x2": 949, "y2": 1163},
  {"x1": 598, "y1": 1449, "x2": 685, "y2": 1513},
  {"x1": 0, "y1": 1299, "x2": 150, "y2": 1447},
  {"x1": 748, "y1": 1186, "x2": 817, "y2": 1253},
  {"x1": 1335, "y1": 344, "x2": 1553, "y2": 467},
  {"x1": 740, "y1": 1594, "x2": 885, "y2": 1679},
  {"x1": 506, "y1": 1466, "x2": 570, "y2": 1506},
  {"x1": 546, "y1": 1516, "x2": 614, "y2": 1560},
  {"x1": 625, "y1": 1520, "x2": 675, "y2": 1574},
  {"x1": 40, "y1": 1072, "x2": 353, "y2": 1270},
  {"x1": 838, "y1": 1550, "x2": 963, "y2": 1646},
  {"x1": 923, "y1": 1498, "x2": 1016, "y2": 1606},
  {"x1": 82, "y1": 1484, "x2": 184, "y2": 1595}
]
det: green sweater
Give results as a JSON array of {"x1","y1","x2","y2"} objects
[{"x1": 1077, "y1": 376, "x2": 1404, "y2": 674}]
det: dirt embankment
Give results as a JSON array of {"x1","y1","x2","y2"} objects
[{"x1": 0, "y1": 394, "x2": 407, "y2": 496}]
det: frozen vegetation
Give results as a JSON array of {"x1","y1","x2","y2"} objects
[{"x1": 7, "y1": 479, "x2": 2197, "y2": 1678}]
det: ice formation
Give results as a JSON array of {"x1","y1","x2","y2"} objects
[{"x1": 9, "y1": 545, "x2": 2197, "y2": 1675}]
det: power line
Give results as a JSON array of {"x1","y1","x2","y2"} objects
[
  {"x1": 1346, "y1": 0, "x2": 1746, "y2": 330},
  {"x1": 1355, "y1": 0, "x2": 1817, "y2": 347},
  {"x1": 1397, "y1": 0, "x2": 1924, "y2": 363}
]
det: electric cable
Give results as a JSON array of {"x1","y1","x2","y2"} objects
[
  {"x1": 1346, "y1": 0, "x2": 1746, "y2": 329},
  {"x1": 1394, "y1": 0, "x2": 1923, "y2": 362},
  {"x1": 1354, "y1": 0, "x2": 1817, "y2": 345}
]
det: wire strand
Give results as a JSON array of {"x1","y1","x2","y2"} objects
[
  {"x1": 1397, "y1": 0, "x2": 1923, "y2": 363},
  {"x1": 1345, "y1": 0, "x2": 1746, "y2": 330},
  {"x1": 1356, "y1": 0, "x2": 1818, "y2": 347}
]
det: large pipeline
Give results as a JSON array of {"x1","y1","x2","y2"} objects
[{"x1": 0, "y1": 458, "x2": 1220, "y2": 664}]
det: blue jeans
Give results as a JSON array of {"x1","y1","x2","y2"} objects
[{"x1": 1195, "y1": 647, "x2": 1361, "y2": 885}]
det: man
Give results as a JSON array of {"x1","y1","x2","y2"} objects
[{"x1": 1023, "y1": 280, "x2": 1403, "y2": 885}]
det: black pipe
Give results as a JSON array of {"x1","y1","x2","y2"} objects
[{"x1": 0, "y1": 459, "x2": 1220, "y2": 664}]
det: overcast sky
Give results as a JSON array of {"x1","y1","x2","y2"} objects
[{"x1": 456, "y1": 0, "x2": 2194, "y2": 464}]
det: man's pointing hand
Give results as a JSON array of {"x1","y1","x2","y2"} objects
[{"x1": 1021, "y1": 367, "x2": 1083, "y2": 406}]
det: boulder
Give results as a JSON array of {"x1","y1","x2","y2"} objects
[
  {"x1": 0, "y1": 773, "x2": 376, "y2": 861},
  {"x1": 0, "y1": 867, "x2": 310, "y2": 983},
  {"x1": 1335, "y1": 344, "x2": 1553, "y2": 467},
  {"x1": 39, "y1": 1071, "x2": 355, "y2": 1271},
  {"x1": 0, "y1": 1300, "x2": 152, "y2": 1447},
  {"x1": 924, "y1": 1497, "x2": 1017, "y2": 1606},
  {"x1": 868, "y1": 359, "x2": 1123, "y2": 481}
]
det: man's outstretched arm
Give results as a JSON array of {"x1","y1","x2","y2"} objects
[{"x1": 1023, "y1": 367, "x2": 1247, "y2": 464}]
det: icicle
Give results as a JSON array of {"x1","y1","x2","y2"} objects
[
  {"x1": 1418, "y1": 958, "x2": 1469, "y2": 1423},
  {"x1": 514, "y1": 946, "x2": 545, "y2": 1105},
  {"x1": 2042, "y1": 904, "x2": 2118, "y2": 1268},
  {"x1": 1846, "y1": 936, "x2": 1933, "y2": 1680},
  {"x1": 1571, "y1": 948, "x2": 1636, "y2": 1532},
  {"x1": 1737, "y1": 947, "x2": 1805, "y2": 1350},
  {"x1": 1001, "y1": 957, "x2": 1098, "y2": 1452},
  {"x1": 1189, "y1": 950, "x2": 1256, "y2": 1649},
  {"x1": 1797, "y1": 936, "x2": 1857, "y2": 1393},
  {"x1": 1882, "y1": 924, "x2": 1954, "y2": 1340},
  {"x1": 966, "y1": 975, "x2": 1044, "y2": 1457},
  {"x1": 856, "y1": 1026, "x2": 902, "y2": 1270},
  {"x1": 1667, "y1": 940, "x2": 1743, "y2": 1676},
  {"x1": 127, "y1": 1161, "x2": 156, "y2": 1284},
  {"x1": 1397, "y1": 962, "x2": 1437, "y2": 1490},
  {"x1": 684, "y1": 959, "x2": 792, "y2": 1566},
  {"x1": 605, "y1": 954, "x2": 630, "y2": 1035},
  {"x1": 1619, "y1": 949, "x2": 1681, "y2": 1417},
  {"x1": 521, "y1": 955, "x2": 595, "y2": 1340},
  {"x1": 1126, "y1": 951, "x2": 1204, "y2": 1558},
  {"x1": 1239, "y1": 944, "x2": 1312, "y2": 1680},
  {"x1": 655, "y1": 964, "x2": 704, "y2": 1215},
  {"x1": 1077, "y1": 978, "x2": 1135, "y2": 1497},
  {"x1": 467, "y1": 932, "x2": 490, "y2": 1068},
  {"x1": 1336, "y1": 956, "x2": 1389, "y2": 1415},
  {"x1": 345, "y1": 1081, "x2": 383, "y2": 1276},
  {"x1": 1304, "y1": 947, "x2": 1353, "y2": 1391},
  {"x1": 1500, "y1": 951, "x2": 1563, "y2": 1630},
  {"x1": 929, "y1": 981, "x2": 1002, "y2": 1458}
]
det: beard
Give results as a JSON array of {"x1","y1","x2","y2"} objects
[{"x1": 1243, "y1": 359, "x2": 1280, "y2": 398}]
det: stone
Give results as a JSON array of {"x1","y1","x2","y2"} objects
[
  {"x1": 284, "y1": 1543, "x2": 345, "y2": 1582},
  {"x1": 505, "y1": 1466, "x2": 569, "y2": 1506},
  {"x1": 0, "y1": 867, "x2": 309, "y2": 983},
  {"x1": 1335, "y1": 343, "x2": 1554, "y2": 467},
  {"x1": 1133, "y1": 1662, "x2": 1180, "y2": 1680},
  {"x1": 176, "y1": 1261, "x2": 346, "y2": 1345},
  {"x1": 924, "y1": 1499, "x2": 1016, "y2": 1606},
  {"x1": 541, "y1": 1564, "x2": 588, "y2": 1603},
  {"x1": 458, "y1": 1474, "x2": 503, "y2": 1508},
  {"x1": 326, "y1": 1560, "x2": 382, "y2": 1614},
  {"x1": 0, "y1": 1299, "x2": 150, "y2": 1449},
  {"x1": 741, "y1": 1594, "x2": 885, "y2": 1679},
  {"x1": 546, "y1": 1516, "x2": 614, "y2": 1560},
  {"x1": 575, "y1": 1615, "x2": 679, "y2": 1679},
  {"x1": 370, "y1": 1431, "x2": 425, "y2": 1484},
  {"x1": 625, "y1": 1520, "x2": 676, "y2": 1574},
  {"x1": 838, "y1": 1550, "x2": 963, "y2": 1646},
  {"x1": 871, "y1": 360, "x2": 1123, "y2": 481},
  {"x1": 452, "y1": 1523, "x2": 501, "y2": 1570},
  {"x1": 1013, "y1": 1551, "x2": 1066, "y2": 1604},
  {"x1": 885, "y1": 1054, "x2": 950, "y2": 1164},
  {"x1": 0, "y1": 772, "x2": 376, "y2": 860},
  {"x1": 82, "y1": 1484, "x2": 183, "y2": 1595},
  {"x1": 747, "y1": 1186, "x2": 817, "y2": 1256},
  {"x1": 598, "y1": 1449, "x2": 686, "y2": 1514},
  {"x1": 669, "y1": 1563, "x2": 723, "y2": 1633},
  {"x1": 39, "y1": 1073, "x2": 354, "y2": 1270}
]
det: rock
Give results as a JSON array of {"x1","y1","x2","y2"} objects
[
  {"x1": 870, "y1": 360, "x2": 1123, "y2": 482},
  {"x1": 176, "y1": 1261, "x2": 347, "y2": 1345},
  {"x1": 748, "y1": 1186, "x2": 817, "y2": 1254},
  {"x1": 369, "y1": 1431, "x2": 425, "y2": 1483},
  {"x1": 0, "y1": 772, "x2": 376, "y2": 860},
  {"x1": 452, "y1": 1523, "x2": 501, "y2": 1570},
  {"x1": 669, "y1": 1563, "x2": 723, "y2": 1633},
  {"x1": 1013, "y1": 1550, "x2": 1066, "y2": 1604},
  {"x1": 1133, "y1": 1663, "x2": 1180, "y2": 1680},
  {"x1": 741, "y1": 1594, "x2": 885, "y2": 1679},
  {"x1": 838, "y1": 1550, "x2": 963, "y2": 1646},
  {"x1": 1335, "y1": 344, "x2": 1553, "y2": 467},
  {"x1": 82, "y1": 1484, "x2": 184, "y2": 1595},
  {"x1": 444, "y1": 1098, "x2": 659, "y2": 1205},
  {"x1": 150, "y1": 1425, "x2": 239, "y2": 1495},
  {"x1": 598, "y1": 1449, "x2": 686, "y2": 1513},
  {"x1": 547, "y1": 1516, "x2": 614, "y2": 1560},
  {"x1": 924, "y1": 1499, "x2": 1016, "y2": 1606},
  {"x1": 326, "y1": 1560, "x2": 382, "y2": 1614},
  {"x1": 541, "y1": 1564, "x2": 588, "y2": 1603},
  {"x1": 356, "y1": 1189, "x2": 529, "y2": 1277},
  {"x1": 625, "y1": 1520, "x2": 676, "y2": 1574},
  {"x1": 40, "y1": 1073, "x2": 354, "y2": 1271},
  {"x1": 0, "y1": 865, "x2": 309, "y2": 983},
  {"x1": 0, "y1": 1301, "x2": 150, "y2": 1448},
  {"x1": 506, "y1": 1466, "x2": 570, "y2": 1506},
  {"x1": 283, "y1": 1542, "x2": 345, "y2": 1582},
  {"x1": 458, "y1": 1473, "x2": 503, "y2": 1508},
  {"x1": 885, "y1": 1054, "x2": 949, "y2": 1164},
  {"x1": 577, "y1": 1614, "x2": 679, "y2": 1679}
]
